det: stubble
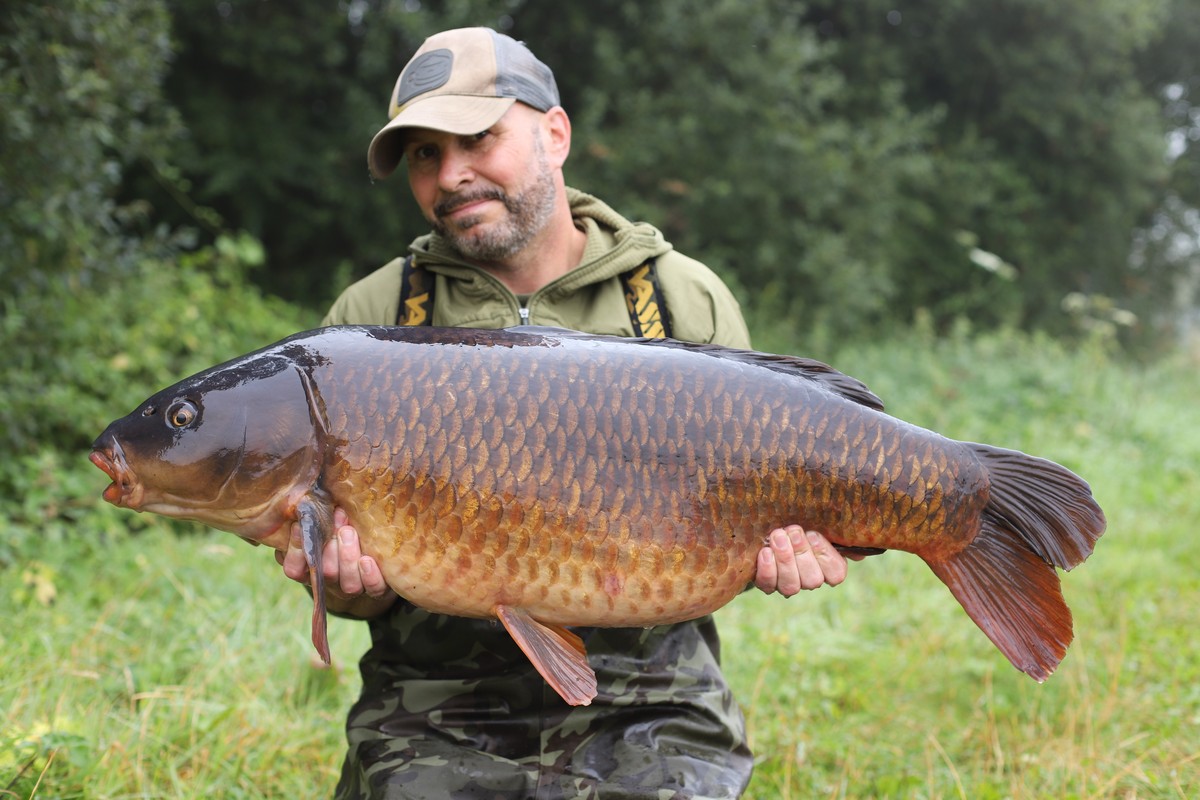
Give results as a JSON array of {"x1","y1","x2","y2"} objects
[{"x1": 432, "y1": 136, "x2": 557, "y2": 263}]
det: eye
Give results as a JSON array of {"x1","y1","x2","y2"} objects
[
  {"x1": 166, "y1": 400, "x2": 198, "y2": 429},
  {"x1": 409, "y1": 142, "x2": 439, "y2": 162}
]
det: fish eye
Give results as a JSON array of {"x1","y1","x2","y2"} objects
[{"x1": 166, "y1": 400, "x2": 198, "y2": 429}]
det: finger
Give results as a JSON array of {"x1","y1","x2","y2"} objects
[
  {"x1": 754, "y1": 542, "x2": 780, "y2": 594},
  {"x1": 333, "y1": 524, "x2": 364, "y2": 596},
  {"x1": 281, "y1": 522, "x2": 312, "y2": 583},
  {"x1": 772, "y1": 527, "x2": 806, "y2": 597},
  {"x1": 786, "y1": 525, "x2": 827, "y2": 593},
  {"x1": 806, "y1": 530, "x2": 849, "y2": 586},
  {"x1": 358, "y1": 556, "x2": 393, "y2": 598}
]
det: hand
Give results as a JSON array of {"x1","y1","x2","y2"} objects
[
  {"x1": 754, "y1": 525, "x2": 849, "y2": 597},
  {"x1": 274, "y1": 507, "x2": 398, "y2": 618}
]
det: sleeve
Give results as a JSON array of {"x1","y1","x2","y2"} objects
[
  {"x1": 321, "y1": 257, "x2": 407, "y2": 326},
  {"x1": 653, "y1": 252, "x2": 753, "y2": 349}
]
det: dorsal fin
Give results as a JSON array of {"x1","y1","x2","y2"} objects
[
  {"x1": 508, "y1": 326, "x2": 885, "y2": 412},
  {"x1": 684, "y1": 345, "x2": 885, "y2": 411}
]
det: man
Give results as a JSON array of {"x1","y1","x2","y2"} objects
[{"x1": 277, "y1": 28, "x2": 851, "y2": 799}]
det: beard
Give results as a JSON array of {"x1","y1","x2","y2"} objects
[{"x1": 431, "y1": 145, "x2": 558, "y2": 263}]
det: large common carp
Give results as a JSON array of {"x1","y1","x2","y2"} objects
[{"x1": 91, "y1": 325, "x2": 1105, "y2": 705}]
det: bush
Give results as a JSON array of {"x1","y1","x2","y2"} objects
[{"x1": 0, "y1": 234, "x2": 312, "y2": 566}]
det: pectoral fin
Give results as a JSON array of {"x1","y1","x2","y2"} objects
[
  {"x1": 297, "y1": 495, "x2": 333, "y2": 665},
  {"x1": 495, "y1": 604, "x2": 597, "y2": 706}
]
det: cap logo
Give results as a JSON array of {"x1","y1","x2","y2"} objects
[{"x1": 394, "y1": 49, "x2": 454, "y2": 110}]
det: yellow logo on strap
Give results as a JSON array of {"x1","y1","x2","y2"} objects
[
  {"x1": 400, "y1": 263, "x2": 431, "y2": 326},
  {"x1": 402, "y1": 292, "x2": 429, "y2": 326},
  {"x1": 624, "y1": 264, "x2": 666, "y2": 338}
]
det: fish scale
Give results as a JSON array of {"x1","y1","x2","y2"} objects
[
  {"x1": 323, "y1": 334, "x2": 967, "y2": 622},
  {"x1": 91, "y1": 325, "x2": 1106, "y2": 706}
]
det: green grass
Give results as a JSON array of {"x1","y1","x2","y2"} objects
[
  {"x1": 720, "y1": 327, "x2": 1200, "y2": 798},
  {"x1": 3, "y1": 327, "x2": 1198, "y2": 798},
  {"x1": 1, "y1": 531, "x2": 370, "y2": 798}
]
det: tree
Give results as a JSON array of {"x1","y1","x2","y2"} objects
[
  {"x1": 115, "y1": 0, "x2": 1194, "y2": 343},
  {"x1": 131, "y1": 0, "x2": 520, "y2": 306},
  {"x1": 526, "y1": 0, "x2": 935, "y2": 338},
  {"x1": 150, "y1": 0, "x2": 936, "y2": 339},
  {"x1": 1132, "y1": 0, "x2": 1200, "y2": 347},
  {"x1": 1, "y1": 0, "x2": 178, "y2": 455},
  {"x1": 0, "y1": 0, "x2": 303, "y2": 464},
  {"x1": 0, "y1": 0, "x2": 177, "y2": 291},
  {"x1": 804, "y1": 0, "x2": 1173, "y2": 334}
]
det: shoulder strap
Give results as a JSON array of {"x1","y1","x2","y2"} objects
[
  {"x1": 396, "y1": 255, "x2": 434, "y2": 326},
  {"x1": 620, "y1": 258, "x2": 673, "y2": 338}
]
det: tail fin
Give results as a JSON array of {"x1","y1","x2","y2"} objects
[
  {"x1": 971, "y1": 444, "x2": 1106, "y2": 569},
  {"x1": 927, "y1": 444, "x2": 1106, "y2": 681}
]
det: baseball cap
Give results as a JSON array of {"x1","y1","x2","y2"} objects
[{"x1": 367, "y1": 27, "x2": 560, "y2": 179}]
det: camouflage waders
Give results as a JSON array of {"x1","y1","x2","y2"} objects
[{"x1": 335, "y1": 601, "x2": 753, "y2": 799}]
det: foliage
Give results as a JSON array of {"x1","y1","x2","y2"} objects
[
  {"x1": 0, "y1": 526, "x2": 367, "y2": 799},
  {"x1": 3, "y1": 328, "x2": 1198, "y2": 797},
  {"x1": 0, "y1": 0, "x2": 178, "y2": 286},
  {"x1": 722, "y1": 327, "x2": 1200, "y2": 798},
  {"x1": 550, "y1": 0, "x2": 936, "y2": 336},
  {"x1": 1131, "y1": 0, "x2": 1200, "y2": 349},
  {"x1": 127, "y1": 0, "x2": 521, "y2": 305},
  {"x1": 0, "y1": 0, "x2": 311, "y2": 564},
  {"x1": 801, "y1": 0, "x2": 1173, "y2": 336},
  {"x1": 117, "y1": 0, "x2": 1199, "y2": 345},
  {"x1": 0, "y1": 235, "x2": 310, "y2": 567},
  {"x1": 2, "y1": 234, "x2": 286, "y2": 450},
  {"x1": 1, "y1": 0, "x2": 178, "y2": 464}
]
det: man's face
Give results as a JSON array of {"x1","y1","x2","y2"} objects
[{"x1": 403, "y1": 105, "x2": 557, "y2": 263}]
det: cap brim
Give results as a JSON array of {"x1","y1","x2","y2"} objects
[{"x1": 367, "y1": 95, "x2": 517, "y2": 179}]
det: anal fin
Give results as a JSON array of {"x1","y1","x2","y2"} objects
[{"x1": 495, "y1": 604, "x2": 597, "y2": 706}]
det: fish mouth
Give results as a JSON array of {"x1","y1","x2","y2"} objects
[{"x1": 89, "y1": 439, "x2": 146, "y2": 509}]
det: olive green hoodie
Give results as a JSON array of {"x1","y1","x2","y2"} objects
[{"x1": 323, "y1": 187, "x2": 751, "y2": 348}]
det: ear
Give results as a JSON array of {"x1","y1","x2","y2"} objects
[{"x1": 541, "y1": 106, "x2": 572, "y2": 169}]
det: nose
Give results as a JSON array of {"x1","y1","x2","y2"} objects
[{"x1": 436, "y1": 142, "x2": 475, "y2": 192}]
